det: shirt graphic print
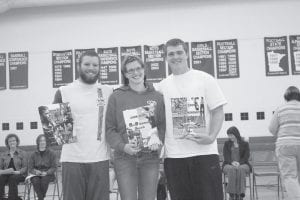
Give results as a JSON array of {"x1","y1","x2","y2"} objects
[{"x1": 171, "y1": 96, "x2": 206, "y2": 139}]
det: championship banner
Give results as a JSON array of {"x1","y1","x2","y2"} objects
[
  {"x1": 120, "y1": 45, "x2": 142, "y2": 83},
  {"x1": 144, "y1": 44, "x2": 166, "y2": 83},
  {"x1": 215, "y1": 39, "x2": 239, "y2": 79},
  {"x1": 9, "y1": 52, "x2": 28, "y2": 89},
  {"x1": 0, "y1": 53, "x2": 6, "y2": 90},
  {"x1": 52, "y1": 50, "x2": 73, "y2": 88},
  {"x1": 97, "y1": 47, "x2": 119, "y2": 85},
  {"x1": 74, "y1": 48, "x2": 95, "y2": 79},
  {"x1": 191, "y1": 41, "x2": 215, "y2": 76},
  {"x1": 120, "y1": 45, "x2": 142, "y2": 64},
  {"x1": 264, "y1": 36, "x2": 289, "y2": 76},
  {"x1": 289, "y1": 35, "x2": 300, "y2": 75}
]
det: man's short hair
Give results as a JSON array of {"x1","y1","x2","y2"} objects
[
  {"x1": 284, "y1": 86, "x2": 300, "y2": 101},
  {"x1": 78, "y1": 50, "x2": 100, "y2": 66},
  {"x1": 164, "y1": 38, "x2": 188, "y2": 55}
]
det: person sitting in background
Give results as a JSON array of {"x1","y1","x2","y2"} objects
[
  {"x1": 0, "y1": 134, "x2": 27, "y2": 200},
  {"x1": 269, "y1": 86, "x2": 300, "y2": 200},
  {"x1": 222, "y1": 126, "x2": 251, "y2": 200},
  {"x1": 28, "y1": 134, "x2": 57, "y2": 200}
]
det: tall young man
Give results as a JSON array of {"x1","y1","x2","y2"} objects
[
  {"x1": 156, "y1": 38, "x2": 227, "y2": 200},
  {"x1": 53, "y1": 51, "x2": 112, "y2": 200}
]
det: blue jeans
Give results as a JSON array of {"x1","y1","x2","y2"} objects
[{"x1": 114, "y1": 151, "x2": 160, "y2": 200}]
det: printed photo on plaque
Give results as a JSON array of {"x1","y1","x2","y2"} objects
[
  {"x1": 123, "y1": 103, "x2": 156, "y2": 152},
  {"x1": 38, "y1": 103, "x2": 76, "y2": 146}
]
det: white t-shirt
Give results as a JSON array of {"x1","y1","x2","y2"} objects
[
  {"x1": 59, "y1": 80, "x2": 113, "y2": 163},
  {"x1": 155, "y1": 69, "x2": 227, "y2": 158}
]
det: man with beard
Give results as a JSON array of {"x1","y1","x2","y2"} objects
[
  {"x1": 53, "y1": 51, "x2": 112, "y2": 200},
  {"x1": 155, "y1": 38, "x2": 227, "y2": 200}
]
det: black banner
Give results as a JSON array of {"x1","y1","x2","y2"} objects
[
  {"x1": 215, "y1": 39, "x2": 239, "y2": 79},
  {"x1": 9, "y1": 52, "x2": 28, "y2": 89},
  {"x1": 74, "y1": 48, "x2": 95, "y2": 79},
  {"x1": 120, "y1": 45, "x2": 142, "y2": 64},
  {"x1": 120, "y1": 46, "x2": 142, "y2": 83},
  {"x1": 264, "y1": 36, "x2": 289, "y2": 76},
  {"x1": 0, "y1": 53, "x2": 6, "y2": 90},
  {"x1": 98, "y1": 47, "x2": 119, "y2": 85},
  {"x1": 289, "y1": 35, "x2": 300, "y2": 75},
  {"x1": 144, "y1": 44, "x2": 166, "y2": 83},
  {"x1": 52, "y1": 50, "x2": 73, "y2": 88},
  {"x1": 191, "y1": 41, "x2": 215, "y2": 76}
]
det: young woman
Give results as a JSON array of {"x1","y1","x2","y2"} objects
[
  {"x1": 0, "y1": 134, "x2": 27, "y2": 200},
  {"x1": 105, "y1": 55, "x2": 165, "y2": 200},
  {"x1": 222, "y1": 126, "x2": 251, "y2": 200},
  {"x1": 28, "y1": 134, "x2": 57, "y2": 200}
]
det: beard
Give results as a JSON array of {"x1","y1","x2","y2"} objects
[{"x1": 79, "y1": 70, "x2": 99, "y2": 84}]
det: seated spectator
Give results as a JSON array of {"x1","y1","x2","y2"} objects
[
  {"x1": 222, "y1": 126, "x2": 251, "y2": 200},
  {"x1": 0, "y1": 133, "x2": 27, "y2": 200},
  {"x1": 28, "y1": 134, "x2": 57, "y2": 200}
]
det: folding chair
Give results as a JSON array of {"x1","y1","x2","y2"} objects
[
  {"x1": 249, "y1": 137, "x2": 284, "y2": 200},
  {"x1": 24, "y1": 170, "x2": 61, "y2": 200},
  {"x1": 223, "y1": 169, "x2": 253, "y2": 200},
  {"x1": 252, "y1": 157, "x2": 284, "y2": 200}
]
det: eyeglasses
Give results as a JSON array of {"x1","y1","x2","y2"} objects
[{"x1": 126, "y1": 67, "x2": 144, "y2": 74}]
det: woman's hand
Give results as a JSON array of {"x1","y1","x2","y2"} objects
[
  {"x1": 231, "y1": 161, "x2": 240, "y2": 167},
  {"x1": 149, "y1": 143, "x2": 161, "y2": 151},
  {"x1": 34, "y1": 169, "x2": 43, "y2": 176},
  {"x1": 41, "y1": 172, "x2": 47, "y2": 176},
  {"x1": 12, "y1": 171, "x2": 21, "y2": 175},
  {"x1": 123, "y1": 143, "x2": 140, "y2": 156}
]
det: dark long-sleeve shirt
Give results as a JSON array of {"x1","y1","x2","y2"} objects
[
  {"x1": 28, "y1": 149, "x2": 57, "y2": 176},
  {"x1": 222, "y1": 140, "x2": 252, "y2": 171}
]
